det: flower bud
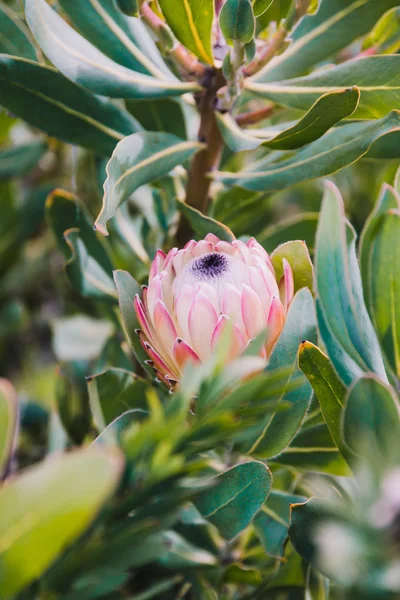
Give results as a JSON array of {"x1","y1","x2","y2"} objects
[{"x1": 134, "y1": 233, "x2": 293, "y2": 385}]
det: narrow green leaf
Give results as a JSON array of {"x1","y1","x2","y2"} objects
[
  {"x1": 127, "y1": 577, "x2": 182, "y2": 600},
  {"x1": 58, "y1": 0, "x2": 173, "y2": 79},
  {"x1": 216, "y1": 88, "x2": 360, "y2": 152},
  {"x1": 219, "y1": 0, "x2": 255, "y2": 43},
  {"x1": 93, "y1": 409, "x2": 147, "y2": 446},
  {"x1": 25, "y1": 0, "x2": 199, "y2": 99},
  {"x1": 0, "y1": 3, "x2": 37, "y2": 60},
  {"x1": 177, "y1": 201, "x2": 235, "y2": 242},
  {"x1": 275, "y1": 423, "x2": 351, "y2": 475},
  {"x1": 63, "y1": 229, "x2": 117, "y2": 300},
  {"x1": 253, "y1": 0, "x2": 400, "y2": 83},
  {"x1": 87, "y1": 368, "x2": 149, "y2": 428},
  {"x1": 46, "y1": 189, "x2": 116, "y2": 300},
  {"x1": 158, "y1": 0, "x2": 214, "y2": 64},
  {"x1": 0, "y1": 448, "x2": 123, "y2": 597},
  {"x1": 246, "y1": 288, "x2": 317, "y2": 458},
  {"x1": 246, "y1": 56, "x2": 400, "y2": 119},
  {"x1": 113, "y1": 269, "x2": 154, "y2": 377},
  {"x1": 342, "y1": 374, "x2": 400, "y2": 460},
  {"x1": 252, "y1": 0, "x2": 274, "y2": 18},
  {"x1": 254, "y1": 490, "x2": 306, "y2": 558},
  {"x1": 95, "y1": 132, "x2": 203, "y2": 234},
  {"x1": 369, "y1": 209, "x2": 400, "y2": 377},
  {"x1": 315, "y1": 181, "x2": 387, "y2": 384},
  {"x1": 194, "y1": 461, "x2": 272, "y2": 540},
  {"x1": 271, "y1": 240, "x2": 313, "y2": 293},
  {"x1": 214, "y1": 112, "x2": 400, "y2": 191},
  {"x1": 298, "y1": 342, "x2": 346, "y2": 455},
  {"x1": 0, "y1": 379, "x2": 18, "y2": 479},
  {"x1": 363, "y1": 7, "x2": 400, "y2": 54},
  {"x1": 0, "y1": 141, "x2": 46, "y2": 178},
  {"x1": 259, "y1": 213, "x2": 319, "y2": 254},
  {"x1": 359, "y1": 184, "x2": 400, "y2": 314},
  {"x1": 0, "y1": 55, "x2": 140, "y2": 155}
]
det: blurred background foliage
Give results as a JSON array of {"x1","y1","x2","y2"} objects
[{"x1": 2, "y1": 0, "x2": 400, "y2": 598}]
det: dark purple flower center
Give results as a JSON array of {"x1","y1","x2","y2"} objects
[{"x1": 191, "y1": 253, "x2": 228, "y2": 280}]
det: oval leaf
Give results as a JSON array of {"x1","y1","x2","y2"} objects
[
  {"x1": 177, "y1": 201, "x2": 235, "y2": 242},
  {"x1": 194, "y1": 461, "x2": 272, "y2": 540},
  {"x1": 96, "y1": 132, "x2": 204, "y2": 234},
  {"x1": 217, "y1": 88, "x2": 360, "y2": 152},
  {"x1": 219, "y1": 0, "x2": 255, "y2": 43},
  {"x1": 25, "y1": 0, "x2": 199, "y2": 99},
  {"x1": 0, "y1": 448, "x2": 123, "y2": 597},
  {"x1": 271, "y1": 240, "x2": 313, "y2": 293},
  {"x1": 0, "y1": 55, "x2": 139, "y2": 155},
  {"x1": 158, "y1": 0, "x2": 214, "y2": 64},
  {"x1": 0, "y1": 3, "x2": 37, "y2": 60}
]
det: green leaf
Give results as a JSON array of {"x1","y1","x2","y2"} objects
[
  {"x1": 315, "y1": 181, "x2": 387, "y2": 384},
  {"x1": 87, "y1": 368, "x2": 149, "y2": 428},
  {"x1": 0, "y1": 3, "x2": 37, "y2": 60},
  {"x1": 25, "y1": 0, "x2": 199, "y2": 99},
  {"x1": 0, "y1": 141, "x2": 46, "y2": 178},
  {"x1": 127, "y1": 577, "x2": 182, "y2": 600},
  {"x1": 158, "y1": 531, "x2": 217, "y2": 568},
  {"x1": 0, "y1": 55, "x2": 139, "y2": 155},
  {"x1": 176, "y1": 201, "x2": 235, "y2": 242},
  {"x1": 246, "y1": 288, "x2": 317, "y2": 457},
  {"x1": 342, "y1": 374, "x2": 400, "y2": 460},
  {"x1": 275, "y1": 423, "x2": 351, "y2": 475},
  {"x1": 116, "y1": 0, "x2": 138, "y2": 16},
  {"x1": 216, "y1": 88, "x2": 360, "y2": 152},
  {"x1": 298, "y1": 342, "x2": 347, "y2": 455},
  {"x1": 219, "y1": 0, "x2": 255, "y2": 44},
  {"x1": 252, "y1": 0, "x2": 274, "y2": 18},
  {"x1": 93, "y1": 409, "x2": 147, "y2": 446},
  {"x1": 359, "y1": 183, "x2": 400, "y2": 315},
  {"x1": 0, "y1": 448, "x2": 123, "y2": 597},
  {"x1": 271, "y1": 240, "x2": 313, "y2": 293},
  {"x1": 363, "y1": 7, "x2": 400, "y2": 54},
  {"x1": 289, "y1": 497, "x2": 333, "y2": 577},
  {"x1": 158, "y1": 0, "x2": 214, "y2": 64},
  {"x1": 246, "y1": 56, "x2": 400, "y2": 120},
  {"x1": 254, "y1": 490, "x2": 306, "y2": 558},
  {"x1": 253, "y1": 0, "x2": 400, "y2": 83},
  {"x1": 58, "y1": 0, "x2": 172, "y2": 79},
  {"x1": 113, "y1": 270, "x2": 154, "y2": 377},
  {"x1": 95, "y1": 132, "x2": 203, "y2": 234},
  {"x1": 259, "y1": 212, "x2": 319, "y2": 254},
  {"x1": 213, "y1": 112, "x2": 400, "y2": 191},
  {"x1": 194, "y1": 461, "x2": 272, "y2": 540},
  {"x1": 368, "y1": 206, "x2": 400, "y2": 377},
  {"x1": 0, "y1": 379, "x2": 18, "y2": 479},
  {"x1": 64, "y1": 229, "x2": 118, "y2": 300},
  {"x1": 46, "y1": 189, "x2": 116, "y2": 300}
]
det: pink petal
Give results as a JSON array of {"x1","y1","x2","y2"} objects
[
  {"x1": 221, "y1": 284, "x2": 245, "y2": 336},
  {"x1": 211, "y1": 315, "x2": 246, "y2": 361},
  {"x1": 241, "y1": 284, "x2": 265, "y2": 339},
  {"x1": 164, "y1": 247, "x2": 178, "y2": 269},
  {"x1": 204, "y1": 233, "x2": 220, "y2": 246},
  {"x1": 188, "y1": 290, "x2": 218, "y2": 361},
  {"x1": 171, "y1": 249, "x2": 186, "y2": 275},
  {"x1": 198, "y1": 282, "x2": 220, "y2": 314},
  {"x1": 215, "y1": 241, "x2": 236, "y2": 255},
  {"x1": 191, "y1": 240, "x2": 213, "y2": 257},
  {"x1": 173, "y1": 338, "x2": 201, "y2": 371},
  {"x1": 249, "y1": 266, "x2": 271, "y2": 314},
  {"x1": 149, "y1": 249, "x2": 166, "y2": 283},
  {"x1": 134, "y1": 294, "x2": 154, "y2": 342},
  {"x1": 232, "y1": 240, "x2": 252, "y2": 265},
  {"x1": 139, "y1": 336, "x2": 176, "y2": 378},
  {"x1": 153, "y1": 299, "x2": 178, "y2": 357},
  {"x1": 279, "y1": 258, "x2": 294, "y2": 313},
  {"x1": 146, "y1": 274, "x2": 163, "y2": 321},
  {"x1": 258, "y1": 260, "x2": 280, "y2": 298},
  {"x1": 247, "y1": 238, "x2": 275, "y2": 274},
  {"x1": 174, "y1": 284, "x2": 195, "y2": 342},
  {"x1": 266, "y1": 297, "x2": 285, "y2": 356}
]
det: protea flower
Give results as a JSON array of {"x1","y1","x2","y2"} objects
[{"x1": 134, "y1": 233, "x2": 294, "y2": 386}]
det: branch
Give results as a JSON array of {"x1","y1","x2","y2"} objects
[
  {"x1": 235, "y1": 104, "x2": 276, "y2": 126},
  {"x1": 141, "y1": 3, "x2": 206, "y2": 78}
]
